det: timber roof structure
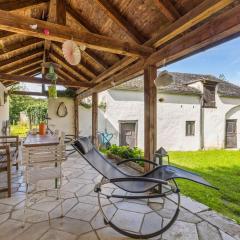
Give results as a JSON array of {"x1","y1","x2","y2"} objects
[
  {"x1": 0, "y1": 0, "x2": 239, "y2": 99},
  {"x1": 113, "y1": 72, "x2": 240, "y2": 97}
]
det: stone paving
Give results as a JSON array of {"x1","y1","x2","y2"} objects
[{"x1": 0, "y1": 152, "x2": 239, "y2": 240}]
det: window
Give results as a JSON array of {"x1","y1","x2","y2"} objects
[
  {"x1": 186, "y1": 121, "x2": 195, "y2": 136},
  {"x1": 203, "y1": 83, "x2": 216, "y2": 108}
]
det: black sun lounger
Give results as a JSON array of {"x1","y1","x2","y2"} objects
[{"x1": 73, "y1": 137, "x2": 217, "y2": 239}]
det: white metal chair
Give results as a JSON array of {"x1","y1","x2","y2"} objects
[{"x1": 22, "y1": 139, "x2": 66, "y2": 226}]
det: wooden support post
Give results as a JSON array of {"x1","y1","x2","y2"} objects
[
  {"x1": 74, "y1": 97, "x2": 79, "y2": 138},
  {"x1": 92, "y1": 93, "x2": 98, "y2": 146},
  {"x1": 144, "y1": 65, "x2": 157, "y2": 172}
]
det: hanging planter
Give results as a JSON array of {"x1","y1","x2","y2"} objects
[
  {"x1": 42, "y1": 62, "x2": 61, "y2": 99},
  {"x1": 48, "y1": 84, "x2": 57, "y2": 98}
]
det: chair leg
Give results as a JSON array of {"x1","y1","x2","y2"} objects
[
  {"x1": 7, "y1": 156, "x2": 11, "y2": 198},
  {"x1": 22, "y1": 183, "x2": 29, "y2": 228}
]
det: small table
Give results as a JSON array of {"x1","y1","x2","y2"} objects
[
  {"x1": 24, "y1": 134, "x2": 60, "y2": 147},
  {"x1": 23, "y1": 134, "x2": 60, "y2": 188}
]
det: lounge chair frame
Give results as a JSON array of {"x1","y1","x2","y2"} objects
[{"x1": 73, "y1": 138, "x2": 217, "y2": 239}]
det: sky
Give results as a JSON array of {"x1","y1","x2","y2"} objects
[
  {"x1": 163, "y1": 36, "x2": 240, "y2": 85},
  {"x1": 21, "y1": 36, "x2": 240, "y2": 93}
]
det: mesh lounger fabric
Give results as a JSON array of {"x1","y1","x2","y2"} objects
[{"x1": 73, "y1": 138, "x2": 215, "y2": 193}]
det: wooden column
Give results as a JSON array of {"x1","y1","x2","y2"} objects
[
  {"x1": 144, "y1": 65, "x2": 157, "y2": 172},
  {"x1": 74, "y1": 97, "x2": 79, "y2": 138},
  {"x1": 92, "y1": 92, "x2": 98, "y2": 146}
]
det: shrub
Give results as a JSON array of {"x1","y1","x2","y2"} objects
[{"x1": 106, "y1": 145, "x2": 144, "y2": 166}]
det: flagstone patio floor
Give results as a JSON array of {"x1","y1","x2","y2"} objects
[{"x1": 0, "y1": 151, "x2": 239, "y2": 240}]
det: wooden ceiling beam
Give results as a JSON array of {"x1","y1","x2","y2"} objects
[
  {"x1": 146, "y1": 3, "x2": 240, "y2": 66},
  {"x1": 0, "y1": 48, "x2": 43, "y2": 69},
  {"x1": 13, "y1": 65, "x2": 42, "y2": 76},
  {"x1": 9, "y1": 60, "x2": 42, "y2": 74},
  {"x1": 4, "y1": 57, "x2": 42, "y2": 73},
  {"x1": 0, "y1": 73, "x2": 94, "y2": 88},
  {"x1": 94, "y1": 0, "x2": 146, "y2": 44},
  {"x1": 78, "y1": 3, "x2": 240, "y2": 99},
  {"x1": 56, "y1": 0, "x2": 66, "y2": 25},
  {"x1": 52, "y1": 43, "x2": 97, "y2": 79},
  {"x1": 154, "y1": 0, "x2": 181, "y2": 22},
  {"x1": 151, "y1": 0, "x2": 234, "y2": 48},
  {"x1": 49, "y1": 52, "x2": 90, "y2": 82},
  {"x1": 67, "y1": 5, "x2": 116, "y2": 69},
  {"x1": 85, "y1": 0, "x2": 234, "y2": 87},
  {"x1": 0, "y1": 38, "x2": 43, "y2": 57},
  {"x1": 0, "y1": 0, "x2": 49, "y2": 11},
  {"x1": 66, "y1": 5, "x2": 100, "y2": 34},
  {"x1": 0, "y1": 10, "x2": 153, "y2": 57}
]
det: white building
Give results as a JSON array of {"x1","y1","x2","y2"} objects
[
  {"x1": 0, "y1": 82, "x2": 9, "y2": 135},
  {"x1": 78, "y1": 72, "x2": 240, "y2": 151}
]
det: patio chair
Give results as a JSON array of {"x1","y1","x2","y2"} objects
[
  {"x1": 0, "y1": 136, "x2": 19, "y2": 170},
  {"x1": 0, "y1": 145, "x2": 11, "y2": 197},
  {"x1": 72, "y1": 137, "x2": 217, "y2": 239},
  {"x1": 22, "y1": 141, "x2": 66, "y2": 226}
]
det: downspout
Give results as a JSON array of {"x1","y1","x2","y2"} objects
[{"x1": 200, "y1": 94, "x2": 204, "y2": 149}]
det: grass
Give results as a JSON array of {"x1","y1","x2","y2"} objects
[{"x1": 169, "y1": 150, "x2": 240, "y2": 223}]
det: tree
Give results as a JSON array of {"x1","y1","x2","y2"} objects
[{"x1": 9, "y1": 85, "x2": 48, "y2": 125}]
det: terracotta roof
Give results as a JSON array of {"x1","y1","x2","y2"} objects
[{"x1": 112, "y1": 72, "x2": 240, "y2": 97}]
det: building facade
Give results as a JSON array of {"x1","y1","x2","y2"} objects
[{"x1": 79, "y1": 72, "x2": 240, "y2": 151}]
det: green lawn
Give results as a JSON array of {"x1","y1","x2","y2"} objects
[{"x1": 169, "y1": 150, "x2": 240, "y2": 223}]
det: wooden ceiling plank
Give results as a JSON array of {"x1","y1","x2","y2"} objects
[
  {"x1": 154, "y1": 0, "x2": 181, "y2": 22},
  {"x1": 0, "y1": 9, "x2": 153, "y2": 57},
  {"x1": 151, "y1": 0, "x2": 234, "y2": 48},
  {"x1": 0, "y1": 49, "x2": 43, "y2": 68},
  {"x1": 0, "y1": 0, "x2": 49, "y2": 11},
  {"x1": 49, "y1": 52, "x2": 91, "y2": 82},
  {"x1": 0, "y1": 73, "x2": 94, "y2": 88},
  {"x1": 13, "y1": 66, "x2": 42, "y2": 75},
  {"x1": 56, "y1": 0, "x2": 66, "y2": 25},
  {"x1": 52, "y1": 43, "x2": 97, "y2": 79},
  {"x1": 84, "y1": 49, "x2": 108, "y2": 70},
  {"x1": 78, "y1": 3, "x2": 240, "y2": 98},
  {"x1": 4, "y1": 57, "x2": 42, "y2": 73},
  {"x1": 0, "y1": 38, "x2": 43, "y2": 57},
  {"x1": 87, "y1": 0, "x2": 234, "y2": 86},
  {"x1": 147, "y1": 3, "x2": 240, "y2": 66},
  {"x1": 94, "y1": 0, "x2": 146, "y2": 44},
  {"x1": 67, "y1": 5, "x2": 115, "y2": 69}
]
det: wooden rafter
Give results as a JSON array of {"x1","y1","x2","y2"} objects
[
  {"x1": 0, "y1": 38, "x2": 43, "y2": 57},
  {"x1": 9, "y1": 60, "x2": 42, "y2": 74},
  {"x1": 49, "y1": 52, "x2": 90, "y2": 82},
  {"x1": 56, "y1": 0, "x2": 66, "y2": 25},
  {"x1": 52, "y1": 43, "x2": 97, "y2": 79},
  {"x1": 0, "y1": 49, "x2": 43, "y2": 69},
  {"x1": 67, "y1": 5, "x2": 115, "y2": 69},
  {"x1": 79, "y1": 0, "x2": 234, "y2": 91},
  {"x1": 13, "y1": 65, "x2": 42, "y2": 76},
  {"x1": 4, "y1": 58, "x2": 42, "y2": 73},
  {"x1": 0, "y1": 73, "x2": 94, "y2": 88},
  {"x1": 154, "y1": 0, "x2": 181, "y2": 22},
  {"x1": 0, "y1": 0, "x2": 49, "y2": 11},
  {"x1": 94, "y1": 0, "x2": 146, "y2": 44},
  {"x1": 0, "y1": 10, "x2": 154, "y2": 57},
  {"x1": 78, "y1": 2, "x2": 240, "y2": 99}
]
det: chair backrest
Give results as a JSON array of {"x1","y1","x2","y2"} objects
[
  {"x1": 73, "y1": 137, "x2": 126, "y2": 180},
  {"x1": 23, "y1": 144, "x2": 65, "y2": 167}
]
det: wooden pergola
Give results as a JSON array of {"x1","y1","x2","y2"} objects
[{"x1": 0, "y1": 0, "x2": 239, "y2": 170}]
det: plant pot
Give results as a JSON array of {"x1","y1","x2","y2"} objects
[{"x1": 39, "y1": 123, "x2": 46, "y2": 135}]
